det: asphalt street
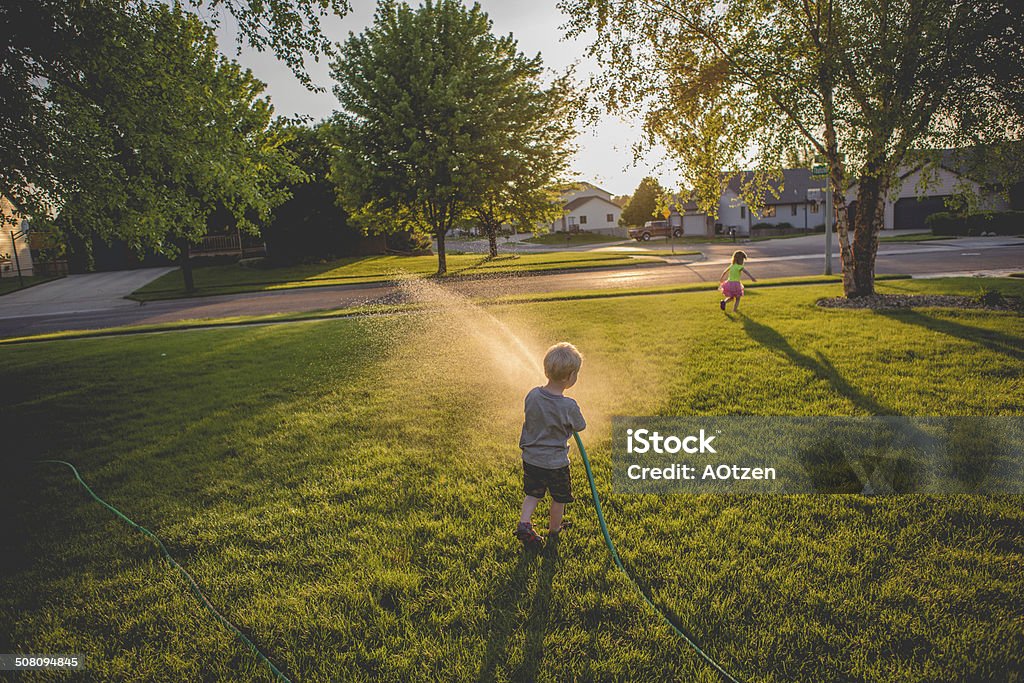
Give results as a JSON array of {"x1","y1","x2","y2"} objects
[{"x1": 0, "y1": 236, "x2": 1020, "y2": 339}]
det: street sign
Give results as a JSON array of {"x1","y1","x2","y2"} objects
[{"x1": 811, "y1": 165, "x2": 828, "y2": 176}]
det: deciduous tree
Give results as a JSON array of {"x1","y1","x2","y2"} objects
[
  {"x1": 620, "y1": 176, "x2": 665, "y2": 226},
  {"x1": 330, "y1": 0, "x2": 573, "y2": 273},
  {"x1": 561, "y1": 0, "x2": 1024, "y2": 296},
  {"x1": 42, "y1": 3, "x2": 300, "y2": 289}
]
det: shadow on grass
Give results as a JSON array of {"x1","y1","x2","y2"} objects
[
  {"x1": 476, "y1": 544, "x2": 560, "y2": 683},
  {"x1": 740, "y1": 314, "x2": 895, "y2": 415},
  {"x1": 874, "y1": 309, "x2": 1024, "y2": 362}
]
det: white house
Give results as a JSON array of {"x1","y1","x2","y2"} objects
[
  {"x1": 0, "y1": 197, "x2": 34, "y2": 278},
  {"x1": 550, "y1": 182, "x2": 624, "y2": 235},
  {"x1": 845, "y1": 151, "x2": 1010, "y2": 230}
]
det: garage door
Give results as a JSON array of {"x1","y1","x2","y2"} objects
[{"x1": 893, "y1": 195, "x2": 949, "y2": 230}]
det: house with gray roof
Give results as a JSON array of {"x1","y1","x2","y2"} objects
[{"x1": 718, "y1": 168, "x2": 826, "y2": 236}]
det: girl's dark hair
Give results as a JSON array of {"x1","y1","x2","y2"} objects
[{"x1": 732, "y1": 250, "x2": 747, "y2": 265}]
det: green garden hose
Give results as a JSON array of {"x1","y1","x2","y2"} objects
[
  {"x1": 572, "y1": 433, "x2": 744, "y2": 683},
  {"x1": 42, "y1": 440, "x2": 742, "y2": 683},
  {"x1": 40, "y1": 460, "x2": 291, "y2": 683}
]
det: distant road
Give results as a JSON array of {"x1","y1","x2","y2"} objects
[{"x1": 1, "y1": 237, "x2": 1021, "y2": 339}]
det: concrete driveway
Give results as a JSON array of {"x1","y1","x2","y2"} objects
[{"x1": 0, "y1": 267, "x2": 175, "y2": 319}]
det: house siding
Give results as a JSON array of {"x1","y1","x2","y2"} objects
[
  {"x1": 563, "y1": 197, "x2": 621, "y2": 232},
  {"x1": 845, "y1": 166, "x2": 1009, "y2": 230},
  {"x1": 0, "y1": 197, "x2": 34, "y2": 278}
]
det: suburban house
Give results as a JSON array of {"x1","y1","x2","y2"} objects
[
  {"x1": 718, "y1": 168, "x2": 825, "y2": 236},
  {"x1": 674, "y1": 200, "x2": 717, "y2": 238},
  {"x1": 844, "y1": 150, "x2": 1011, "y2": 230},
  {"x1": 550, "y1": 182, "x2": 624, "y2": 235},
  {"x1": 0, "y1": 196, "x2": 35, "y2": 278}
]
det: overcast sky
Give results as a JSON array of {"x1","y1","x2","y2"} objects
[{"x1": 212, "y1": 1, "x2": 681, "y2": 197}]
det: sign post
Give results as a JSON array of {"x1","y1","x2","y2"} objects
[{"x1": 811, "y1": 163, "x2": 832, "y2": 275}]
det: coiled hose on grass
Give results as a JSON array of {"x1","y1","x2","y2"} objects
[{"x1": 572, "y1": 433, "x2": 743, "y2": 683}]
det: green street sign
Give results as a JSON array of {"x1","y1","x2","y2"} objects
[{"x1": 811, "y1": 164, "x2": 828, "y2": 176}]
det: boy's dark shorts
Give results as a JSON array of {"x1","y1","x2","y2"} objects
[{"x1": 523, "y1": 462, "x2": 574, "y2": 503}]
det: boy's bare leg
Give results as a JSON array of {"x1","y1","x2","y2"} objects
[
  {"x1": 548, "y1": 501, "x2": 565, "y2": 534},
  {"x1": 519, "y1": 496, "x2": 542, "y2": 525}
]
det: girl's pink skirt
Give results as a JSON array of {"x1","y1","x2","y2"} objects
[{"x1": 719, "y1": 280, "x2": 744, "y2": 298}]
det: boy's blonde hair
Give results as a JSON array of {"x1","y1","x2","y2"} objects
[{"x1": 544, "y1": 342, "x2": 583, "y2": 381}]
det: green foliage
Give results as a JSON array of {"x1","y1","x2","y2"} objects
[
  {"x1": 329, "y1": 0, "x2": 574, "y2": 272},
  {"x1": 619, "y1": 177, "x2": 664, "y2": 226},
  {"x1": 927, "y1": 210, "x2": 1024, "y2": 236},
  {"x1": 560, "y1": 0, "x2": 1024, "y2": 295},
  {"x1": 0, "y1": 0, "x2": 347, "y2": 231},
  {"x1": 1, "y1": 2, "x2": 302, "y2": 264},
  {"x1": 262, "y1": 124, "x2": 365, "y2": 264},
  {"x1": 181, "y1": 0, "x2": 351, "y2": 87}
]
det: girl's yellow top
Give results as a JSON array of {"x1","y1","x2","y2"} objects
[{"x1": 727, "y1": 263, "x2": 744, "y2": 281}]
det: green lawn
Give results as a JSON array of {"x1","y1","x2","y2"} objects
[
  {"x1": 522, "y1": 233, "x2": 624, "y2": 245},
  {"x1": 2, "y1": 277, "x2": 1022, "y2": 682},
  {"x1": 130, "y1": 252, "x2": 656, "y2": 301},
  {"x1": 0, "y1": 274, "x2": 62, "y2": 296}
]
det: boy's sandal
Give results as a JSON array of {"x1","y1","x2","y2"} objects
[{"x1": 514, "y1": 522, "x2": 544, "y2": 547}]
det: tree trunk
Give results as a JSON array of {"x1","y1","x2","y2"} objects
[
  {"x1": 178, "y1": 238, "x2": 195, "y2": 293},
  {"x1": 485, "y1": 224, "x2": 498, "y2": 258},
  {"x1": 436, "y1": 227, "x2": 447, "y2": 275},
  {"x1": 847, "y1": 175, "x2": 887, "y2": 298}
]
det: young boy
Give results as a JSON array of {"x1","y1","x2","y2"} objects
[{"x1": 515, "y1": 342, "x2": 587, "y2": 549}]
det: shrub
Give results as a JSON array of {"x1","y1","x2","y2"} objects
[{"x1": 927, "y1": 210, "x2": 1024, "y2": 236}]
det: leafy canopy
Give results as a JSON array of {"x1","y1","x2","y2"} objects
[
  {"x1": 620, "y1": 176, "x2": 666, "y2": 226},
  {"x1": 0, "y1": 0, "x2": 345, "y2": 236},
  {"x1": 329, "y1": 0, "x2": 575, "y2": 272},
  {"x1": 40, "y1": 3, "x2": 300, "y2": 260}
]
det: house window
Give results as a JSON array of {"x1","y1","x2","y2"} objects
[
  {"x1": 580, "y1": 215, "x2": 587, "y2": 225},
  {"x1": 791, "y1": 205, "x2": 798, "y2": 216},
  {"x1": 811, "y1": 203, "x2": 820, "y2": 213},
  {"x1": 763, "y1": 206, "x2": 776, "y2": 218},
  {"x1": 568, "y1": 216, "x2": 578, "y2": 227},
  {"x1": 607, "y1": 213, "x2": 614, "y2": 223},
  {"x1": 740, "y1": 206, "x2": 746, "y2": 219}
]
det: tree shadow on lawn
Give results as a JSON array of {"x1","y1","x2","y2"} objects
[
  {"x1": 739, "y1": 314, "x2": 896, "y2": 415},
  {"x1": 476, "y1": 544, "x2": 560, "y2": 683},
  {"x1": 873, "y1": 309, "x2": 1024, "y2": 362}
]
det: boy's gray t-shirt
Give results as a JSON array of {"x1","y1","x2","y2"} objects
[{"x1": 519, "y1": 387, "x2": 587, "y2": 469}]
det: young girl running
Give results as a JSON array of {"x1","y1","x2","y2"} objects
[{"x1": 719, "y1": 250, "x2": 757, "y2": 311}]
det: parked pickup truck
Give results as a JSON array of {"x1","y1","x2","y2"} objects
[{"x1": 628, "y1": 220, "x2": 683, "y2": 241}]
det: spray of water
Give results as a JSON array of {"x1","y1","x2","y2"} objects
[
  {"x1": 387, "y1": 276, "x2": 543, "y2": 391},
  {"x1": 361, "y1": 270, "x2": 669, "y2": 459}
]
